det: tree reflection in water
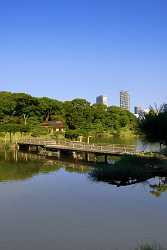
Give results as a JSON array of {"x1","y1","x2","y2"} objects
[
  {"x1": 0, "y1": 150, "x2": 89, "y2": 182},
  {"x1": 1, "y1": 151, "x2": 167, "y2": 198},
  {"x1": 89, "y1": 155, "x2": 167, "y2": 197},
  {"x1": 134, "y1": 242, "x2": 165, "y2": 250},
  {"x1": 149, "y1": 177, "x2": 167, "y2": 197}
]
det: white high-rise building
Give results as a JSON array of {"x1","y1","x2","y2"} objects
[
  {"x1": 120, "y1": 91, "x2": 130, "y2": 111},
  {"x1": 96, "y1": 95, "x2": 108, "y2": 106}
]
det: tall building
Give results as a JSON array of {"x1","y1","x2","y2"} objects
[
  {"x1": 134, "y1": 106, "x2": 143, "y2": 118},
  {"x1": 134, "y1": 106, "x2": 142, "y2": 115},
  {"x1": 120, "y1": 91, "x2": 130, "y2": 111},
  {"x1": 96, "y1": 95, "x2": 108, "y2": 106}
]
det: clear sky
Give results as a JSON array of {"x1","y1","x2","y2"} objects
[{"x1": 0, "y1": 0, "x2": 167, "y2": 110}]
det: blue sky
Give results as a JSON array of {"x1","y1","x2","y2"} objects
[{"x1": 0, "y1": 0, "x2": 167, "y2": 110}]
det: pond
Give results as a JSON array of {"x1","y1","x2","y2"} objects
[
  {"x1": 0, "y1": 150, "x2": 167, "y2": 250},
  {"x1": 92, "y1": 135, "x2": 161, "y2": 153}
]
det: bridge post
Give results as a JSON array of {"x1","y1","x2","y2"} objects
[
  {"x1": 105, "y1": 154, "x2": 108, "y2": 164},
  {"x1": 85, "y1": 152, "x2": 90, "y2": 162},
  {"x1": 72, "y1": 151, "x2": 77, "y2": 160},
  {"x1": 94, "y1": 153, "x2": 97, "y2": 163},
  {"x1": 57, "y1": 150, "x2": 61, "y2": 159}
]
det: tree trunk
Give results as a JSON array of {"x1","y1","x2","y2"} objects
[
  {"x1": 160, "y1": 143, "x2": 162, "y2": 150},
  {"x1": 9, "y1": 132, "x2": 12, "y2": 143},
  {"x1": 23, "y1": 114, "x2": 28, "y2": 126},
  {"x1": 45, "y1": 112, "x2": 50, "y2": 122}
]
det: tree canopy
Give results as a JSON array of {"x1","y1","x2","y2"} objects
[
  {"x1": 0, "y1": 91, "x2": 138, "y2": 137},
  {"x1": 139, "y1": 104, "x2": 167, "y2": 146}
]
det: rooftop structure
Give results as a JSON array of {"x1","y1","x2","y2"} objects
[{"x1": 42, "y1": 120, "x2": 65, "y2": 132}]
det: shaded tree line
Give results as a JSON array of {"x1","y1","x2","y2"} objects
[{"x1": 139, "y1": 104, "x2": 167, "y2": 147}]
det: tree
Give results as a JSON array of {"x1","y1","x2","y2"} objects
[
  {"x1": 64, "y1": 99, "x2": 92, "y2": 130},
  {"x1": 38, "y1": 97, "x2": 64, "y2": 122},
  {"x1": 139, "y1": 104, "x2": 167, "y2": 147},
  {"x1": 106, "y1": 106, "x2": 137, "y2": 132},
  {"x1": 0, "y1": 91, "x2": 138, "y2": 139},
  {"x1": 0, "y1": 92, "x2": 16, "y2": 119},
  {"x1": 91, "y1": 104, "x2": 107, "y2": 130},
  {"x1": 12, "y1": 93, "x2": 40, "y2": 124}
]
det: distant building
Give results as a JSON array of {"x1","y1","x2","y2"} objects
[
  {"x1": 96, "y1": 95, "x2": 108, "y2": 106},
  {"x1": 134, "y1": 106, "x2": 143, "y2": 118},
  {"x1": 163, "y1": 104, "x2": 167, "y2": 112},
  {"x1": 120, "y1": 91, "x2": 130, "y2": 111},
  {"x1": 134, "y1": 106, "x2": 142, "y2": 115}
]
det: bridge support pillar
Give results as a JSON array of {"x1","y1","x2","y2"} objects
[
  {"x1": 57, "y1": 150, "x2": 61, "y2": 159},
  {"x1": 105, "y1": 155, "x2": 108, "y2": 164},
  {"x1": 85, "y1": 152, "x2": 90, "y2": 162},
  {"x1": 72, "y1": 151, "x2": 77, "y2": 160}
]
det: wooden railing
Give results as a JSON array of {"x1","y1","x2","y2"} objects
[{"x1": 18, "y1": 138, "x2": 136, "y2": 154}]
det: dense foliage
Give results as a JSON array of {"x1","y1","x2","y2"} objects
[
  {"x1": 0, "y1": 91, "x2": 137, "y2": 138},
  {"x1": 139, "y1": 104, "x2": 167, "y2": 146}
]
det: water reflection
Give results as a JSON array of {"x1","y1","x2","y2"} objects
[
  {"x1": 149, "y1": 177, "x2": 167, "y2": 197},
  {"x1": 0, "y1": 150, "x2": 89, "y2": 182},
  {"x1": 0, "y1": 151, "x2": 167, "y2": 249},
  {"x1": 89, "y1": 155, "x2": 167, "y2": 197},
  {"x1": 92, "y1": 135, "x2": 161, "y2": 152},
  {"x1": 1, "y1": 151, "x2": 167, "y2": 198}
]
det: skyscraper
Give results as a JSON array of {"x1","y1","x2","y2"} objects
[
  {"x1": 96, "y1": 95, "x2": 108, "y2": 106},
  {"x1": 134, "y1": 106, "x2": 143, "y2": 118},
  {"x1": 134, "y1": 106, "x2": 142, "y2": 115},
  {"x1": 120, "y1": 91, "x2": 130, "y2": 111}
]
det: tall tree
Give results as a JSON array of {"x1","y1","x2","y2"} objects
[
  {"x1": 38, "y1": 97, "x2": 64, "y2": 122},
  {"x1": 139, "y1": 104, "x2": 167, "y2": 147},
  {"x1": 64, "y1": 99, "x2": 92, "y2": 129}
]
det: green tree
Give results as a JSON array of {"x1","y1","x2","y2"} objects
[
  {"x1": 64, "y1": 99, "x2": 92, "y2": 129},
  {"x1": 0, "y1": 92, "x2": 16, "y2": 119},
  {"x1": 139, "y1": 104, "x2": 167, "y2": 147},
  {"x1": 38, "y1": 97, "x2": 64, "y2": 122},
  {"x1": 12, "y1": 93, "x2": 40, "y2": 124}
]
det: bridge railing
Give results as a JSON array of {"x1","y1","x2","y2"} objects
[{"x1": 18, "y1": 138, "x2": 136, "y2": 153}]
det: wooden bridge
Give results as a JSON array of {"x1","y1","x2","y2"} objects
[{"x1": 17, "y1": 138, "x2": 137, "y2": 163}]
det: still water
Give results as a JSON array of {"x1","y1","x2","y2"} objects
[
  {"x1": 92, "y1": 135, "x2": 161, "y2": 152},
  {"x1": 0, "y1": 150, "x2": 167, "y2": 250}
]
